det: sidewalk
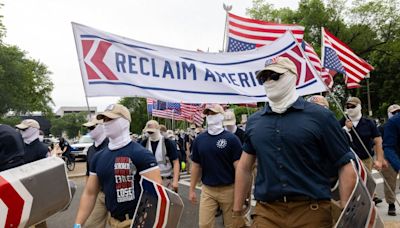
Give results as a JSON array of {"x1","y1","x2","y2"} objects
[{"x1": 67, "y1": 161, "x2": 86, "y2": 178}]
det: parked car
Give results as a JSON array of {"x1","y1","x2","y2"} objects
[{"x1": 70, "y1": 135, "x2": 93, "y2": 160}]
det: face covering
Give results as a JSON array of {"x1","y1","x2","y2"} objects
[
  {"x1": 345, "y1": 104, "x2": 362, "y2": 127},
  {"x1": 263, "y1": 72, "x2": 299, "y2": 114},
  {"x1": 39, "y1": 135, "x2": 44, "y2": 142},
  {"x1": 225, "y1": 125, "x2": 237, "y2": 133},
  {"x1": 21, "y1": 127, "x2": 40, "y2": 144},
  {"x1": 206, "y1": 113, "x2": 224, "y2": 135},
  {"x1": 103, "y1": 117, "x2": 131, "y2": 150},
  {"x1": 89, "y1": 124, "x2": 107, "y2": 147},
  {"x1": 149, "y1": 129, "x2": 162, "y2": 142}
]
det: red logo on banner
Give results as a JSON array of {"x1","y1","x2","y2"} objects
[
  {"x1": 0, "y1": 176, "x2": 26, "y2": 227},
  {"x1": 81, "y1": 40, "x2": 118, "y2": 80}
]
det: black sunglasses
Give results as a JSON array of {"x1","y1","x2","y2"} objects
[
  {"x1": 258, "y1": 72, "x2": 282, "y2": 84},
  {"x1": 346, "y1": 104, "x2": 356, "y2": 109},
  {"x1": 87, "y1": 126, "x2": 96, "y2": 131}
]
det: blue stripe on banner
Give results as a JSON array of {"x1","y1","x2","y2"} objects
[
  {"x1": 80, "y1": 35, "x2": 155, "y2": 51},
  {"x1": 89, "y1": 81, "x2": 266, "y2": 98},
  {"x1": 89, "y1": 79, "x2": 316, "y2": 97},
  {"x1": 179, "y1": 42, "x2": 296, "y2": 66},
  {"x1": 80, "y1": 34, "x2": 294, "y2": 66}
]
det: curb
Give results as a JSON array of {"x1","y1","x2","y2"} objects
[{"x1": 68, "y1": 173, "x2": 86, "y2": 179}]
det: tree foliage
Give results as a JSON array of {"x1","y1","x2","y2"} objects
[
  {"x1": 247, "y1": 0, "x2": 400, "y2": 118},
  {"x1": 0, "y1": 4, "x2": 53, "y2": 117},
  {"x1": 119, "y1": 97, "x2": 149, "y2": 134},
  {"x1": 50, "y1": 112, "x2": 87, "y2": 139}
]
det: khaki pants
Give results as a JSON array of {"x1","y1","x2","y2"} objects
[
  {"x1": 251, "y1": 200, "x2": 332, "y2": 228},
  {"x1": 108, "y1": 216, "x2": 132, "y2": 228},
  {"x1": 86, "y1": 191, "x2": 108, "y2": 228},
  {"x1": 382, "y1": 163, "x2": 399, "y2": 204},
  {"x1": 362, "y1": 157, "x2": 373, "y2": 171},
  {"x1": 199, "y1": 184, "x2": 234, "y2": 228}
]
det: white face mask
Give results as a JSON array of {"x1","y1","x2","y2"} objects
[
  {"x1": 263, "y1": 72, "x2": 299, "y2": 114},
  {"x1": 225, "y1": 125, "x2": 237, "y2": 133},
  {"x1": 39, "y1": 135, "x2": 44, "y2": 142},
  {"x1": 103, "y1": 117, "x2": 131, "y2": 150},
  {"x1": 346, "y1": 104, "x2": 362, "y2": 120},
  {"x1": 149, "y1": 130, "x2": 161, "y2": 141},
  {"x1": 21, "y1": 127, "x2": 40, "y2": 144},
  {"x1": 89, "y1": 124, "x2": 107, "y2": 147},
  {"x1": 206, "y1": 113, "x2": 224, "y2": 135},
  {"x1": 388, "y1": 112, "x2": 394, "y2": 119}
]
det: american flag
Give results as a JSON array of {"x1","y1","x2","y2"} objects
[
  {"x1": 181, "y1": 103, "x2": 205, "y2": 126},
  {"x1": 227, "y1": 13, "x2": 304, "y2": 52},
  {"x1": 166, "y1": 102, "x2": 181, "y2": 111},
  {"x1": 302, "y1": 41, "x2": 334, "y2": 88},
  {"x1": 146, "y1": 98, "x2": 184, "y2": 120},
  {"x1": 146, "y1": 98, "x2": 155, "y2": 113},
  {"x1": 322, "y1": 28, "x2": 374, "y2": 89},
  {"x1": 152, "y1": 109, "x2": 184, "y2": 121}
]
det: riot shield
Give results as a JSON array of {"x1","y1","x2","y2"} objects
[
  {"x1": 131, "y1": 176, "x2": 184, "y2": 228},
  {"x1": 0, "y1": 157, "x2": 72, "y2": 227}
]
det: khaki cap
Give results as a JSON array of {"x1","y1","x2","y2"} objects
[
  {"x1": 96, "y1": 104, "x2": 131, "y2": 122},
  {"x1": 256, "y1": 57, "x2": 297, "y2": 79},
  {"x1": 388, "y1": 104, "x2": 400, "y2": 113},
  {"x1": 346, "y1": 97, "x2": 361, "y2": 106},
  {"x1": 144, "y1": 120, "x2": 160, "y2": 133},
  {"x1": 223, "y1": 110, "x2": 236, "y2": 126},
  {"x1": 83, "y1": 116, "x2": 103, "y2": 127},
  {"x1": 203, "y1": 104, "x2": 224, "y2": 115},
  {"x1": 308, "y1": 95, "x2": 329, "y2": 108},
  {"x1": 166, "y1": 130, "x2": 175, "y2": 139},
  {"x1": 16, "y1": 119, "x2": 40, "y2": 130}
]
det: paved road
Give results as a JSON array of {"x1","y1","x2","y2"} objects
[{"x1": 47, "y1": 162, "x2": 399, "y2": 227}]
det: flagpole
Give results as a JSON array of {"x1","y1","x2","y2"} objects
[
  {"x1": 365, "y1": 73, "x2": 372, "y2": 116},
  {"x1": 222, "y1": 4, "x2": 232, "y2": 52}
]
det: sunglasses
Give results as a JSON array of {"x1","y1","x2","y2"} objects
[
  {"x1": 346, "y1": 104, "x2": 356, "y2": 109},
  {"x1": 87, "y1": 125, "x2": 96, "y2": 131},
  {"x1": 258, "y1": 72, "x2": 282, "y2": 84},
  {"x1": 147, "y1": 131, "x2": 154, "y2": 135}
]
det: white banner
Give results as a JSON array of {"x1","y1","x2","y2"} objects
[{"x1": 72, "y1": 23, "x2": 326, "y2": 103}]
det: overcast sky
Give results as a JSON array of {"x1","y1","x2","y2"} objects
[{"x1": 2, "y1": 0, "x2": 299, "y2": 112}]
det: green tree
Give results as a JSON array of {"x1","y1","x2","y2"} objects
[
  {"x1": 119, "y1": 97, "x2": 149, "y2": 134},
  {"x1": 50, "y1": 112, "x2": 87, "y2": 139}
]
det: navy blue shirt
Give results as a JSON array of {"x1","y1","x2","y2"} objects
[
  {"x1": 383, "y1": 114, "x2": 400, "y2": 171},
  {"x1": 90, "y1": 142, "x2": 158, "y2": 217},
  {"x1": 340, "y1": 117, "x2": 380, "y2": 160},
  {"x1": 0, "y1": 125, "x2": 24, "y2": 171},
  {"x1": 243, "y1": 97, "x2": 354, "y2": 201},
  {"x1": 191, "y1": 130, "x2": 242, "y2": 186},
  {"x1": 86, "y1": 138, "x2": 109, "y2": 176},
  {"x1": 24, "y1": 139, "x2": 48, "y2": 164}
]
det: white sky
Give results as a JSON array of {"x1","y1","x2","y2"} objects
[{"x1": 2, "y1": 0, "x2": 298, "y2": 112}]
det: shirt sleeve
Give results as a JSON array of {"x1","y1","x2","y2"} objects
[
  {"x1": 383, "y1": 119, "x2": 400, "y2": 172},
  {"x1": 230, "y1": 134, "x2": 243, "y2": 162},
  {"x1": 190, "y1": 137, "x2": 201, "y2": 164},
  {"x1": 135, "y1": 148, "x2": 159, "y2": 175},
  {"x1": 321, "y1": 112, "x2": 355, "y2": 168},
  {"x1": 369, "y1": 119, "x2": 381, "y2": 138},
  {"x1": 165, "y1": 139, "x2": 178, "y2": 161},
  {"x1": 89, "y1": 151, "x2": 100, "y2": 175},
  {"x1": 242, "y1": 124, "x2": 256, "y2": 155}
]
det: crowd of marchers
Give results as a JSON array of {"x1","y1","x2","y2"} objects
[{"x1": 2, "y1": 57, "x2": 400, "y2": 228}]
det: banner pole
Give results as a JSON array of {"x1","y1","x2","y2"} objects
[{"x1": 222, "y1": 4, "x2": 232, "y2": 52}]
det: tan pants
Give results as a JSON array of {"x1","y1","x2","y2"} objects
[
  {"x1": 86, "y1": 191, "x2": 108, "y2": 228},
  {"x1": 199, "y1": 184, "x2": 234, "y2": 228},
  {"x1": 362, "y1": 157, "x2": 373, "y2": 171},
  {"x1": 382, "y1": 163, "x2": 399, "y2": 204},
  {"x1": 108, "y1": 215, "x2": 132, "y2": 228},
  {"x1": 251, "y1": 200, "x2": 332, "y2": 228}
]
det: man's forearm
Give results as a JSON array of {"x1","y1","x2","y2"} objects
[
  {"x1": 374, "y1": 137, "x2": 384, "y2": 161},
  {"x1": 173, "y1": 159, "x2": 180, "y2": 183},
  {"x1": 190, "y1": 163, "x2": 201, "y2": 191},
  {"x1": 233, "y1": 161, "x2": 252, "y2": 212},
  {"x1": 75, "y1": 190, "x2": 99, "y2": 224},
  {"x1": 338, "y1": 162, "x2": 357, "y2": 208}
]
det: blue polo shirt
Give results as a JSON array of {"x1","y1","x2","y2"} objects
[
  {"x1": 339, "y1": 117, "x2": 380, "y2": 160},
  {"x1": 383, "y1": 114, "x2": 400, "y2": 171},
  {"x1": 191, "y1": 130, "x2": 242, "y2": 186},
  {"x1": 90, "y1": 141, "x2": 158, "y2": 217},
  {"x1": 243, "y1": 97, "x2": 355, "y2": 201}
]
